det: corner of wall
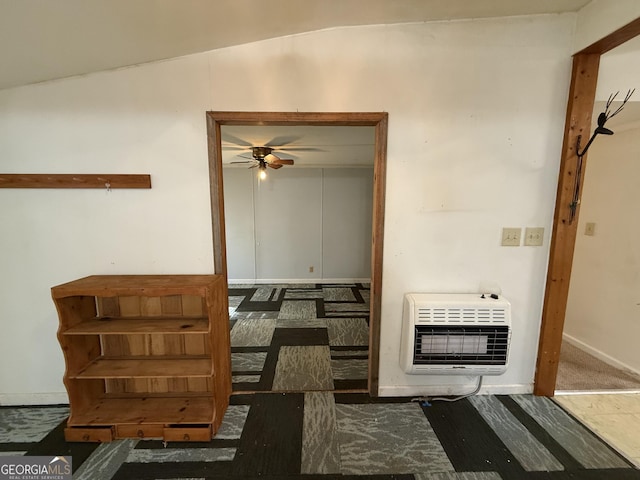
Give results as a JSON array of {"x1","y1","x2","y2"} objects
[{"x1": 573, "y1": 0, "x2": 640, "y2": 53}]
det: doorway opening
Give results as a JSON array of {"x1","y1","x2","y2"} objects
[
  {"x1": 206, "y1": 112, "x2": 388, "y2": 396},
  {"x1": 535, "y1": 18, "x2": 640, "y2": 396},
  {"x1": 555, "y1": 77, "x2": 640, "y2": 394}
]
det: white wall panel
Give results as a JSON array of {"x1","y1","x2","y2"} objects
[
  {"x1": 223, "y1": 167, "x2": 374, "y2": 282},
  {"x1": 223, "y1": 168, "x2": 256, "y2": 280},
  {"x1": 322, "y1": 168, "x2": 373, "y2": 279},
  {"x1": 254, "y1": 168, "x2": 323, "y2": 280}
]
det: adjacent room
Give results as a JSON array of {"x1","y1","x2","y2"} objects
[
  {"x1": 221, "y1": 124, "x2": 375, "y2": 392},
  {"x1": 553, "y1": 32, "x2": 640, "y2": 467}
]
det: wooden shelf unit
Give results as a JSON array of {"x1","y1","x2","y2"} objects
[{"x1": 52, "y1": 275, "x2": 231, "y2": 443}]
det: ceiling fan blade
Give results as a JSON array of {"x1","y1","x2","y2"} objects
[
  {"x1": 267, "y1": 163, "x2": 283, "y2": 169},
  {"x1": 222, "y1": 146, "x2": 252, "y2": 153},
  {"x1": 265, "y1": 135, "x2": 302, "y2": 147},
  {"x1": 221, "y1": 132, "x2": 254, "y2": 147},
  {"x1": 229, "y1": 154, "x2": 255, "y2": 163},
  {"x1": 270, "y1": 159, "x2": 294, "y2": 165},
  {"x1": 274, "y1": 146, "x2": 324, "y2": 152}
]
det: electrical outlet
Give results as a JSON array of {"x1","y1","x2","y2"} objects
[
  {"x1": 309, "y1": 266, "x2": 314, "y2": 273},
  {"x1": 524, "y1": 227, "x2": 544, "y2": 246},
  {"x1": 585, "y1": 222, "x2": 596, "y2": 236},
  {"x1": 501, "y1": 228, "x2": 521, "y2": 246}
]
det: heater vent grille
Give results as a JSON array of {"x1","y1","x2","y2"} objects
[{"x1": 417, "y1": 306, "x2": 507, "y2": 324}]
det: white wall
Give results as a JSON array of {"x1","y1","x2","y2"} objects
[
  {"x1": 596, "y1": 36, "x2": 640, "y2": 101},
  {"x1": 255, "y1": 168, "x2": 323, "y2": 281},
  {"x1": 223, "y1": 168, "x2": 256, "y2": 280},
  {"x1": 574, "y1": 0, "x2": 640, "y2": 53},
  {"x1": 223, "y1": 166, "x2": 373, "y2": 282},
  {"x1": 0, "y1": 55, "x2": 215, "y2": 404},
  {"x1": 564, "y1": 126, "x2": 640, "y2": 374},
  {"x1": 322, "y1": 168, "x2": 373, "y2": 280},
  {"x1": 0, "y1": 14, "x2": 577, "y2": 403}
]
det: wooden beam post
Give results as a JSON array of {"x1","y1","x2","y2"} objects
[{"x1": 534, "y1": 54, "x2": 600, "y2": 396}]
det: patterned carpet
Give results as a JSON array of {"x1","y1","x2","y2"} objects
[
  {"x1": 229, "y1": 283, "x2": 370, "y2": 393},
  {"x1": 1, "y1": 393, "x2": 639, "y2": 479}
]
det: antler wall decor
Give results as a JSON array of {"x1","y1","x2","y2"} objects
[{"x1": 569, "y1": 88, "x2": 635, "y2": 224}]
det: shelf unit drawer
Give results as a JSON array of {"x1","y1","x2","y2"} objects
[
  {"x1": 115, "y1": 424, "x2": 165, "y2": 439},
  {"x1": 163, "y1": 426, "x2": 212, "y2": 442},
  {"x1": 65, "y1": 427, "x2": 114, "y2": 443}
]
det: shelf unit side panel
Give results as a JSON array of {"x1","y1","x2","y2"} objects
[
  {"x1": 53, "y1": 295, "x2": 105, "y2": 414},
  {"x1": 206, "y1": 277, "x2": 231, "y2": 432}
]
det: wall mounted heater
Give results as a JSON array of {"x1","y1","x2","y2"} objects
[{"x1": 400, "y1": 293, "x2": 511, "y2": 375}]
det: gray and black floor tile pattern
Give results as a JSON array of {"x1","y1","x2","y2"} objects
[
  {"x1": 229, "y1": 283, "x2": 370, "y2": 393},
  {"x1": 1, "y1": 284, "x2": 639, "y2": 479},
  {"x1": 2, "y1": 393, "x2": 638, "y2": 479}
]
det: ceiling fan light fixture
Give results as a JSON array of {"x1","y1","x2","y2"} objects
[
  {"x1": 228, "y1": 143, "x2": 295, "y2": 171},
  {"x1": 252, "y1": 146, "x2": 272, "y2": 159}
]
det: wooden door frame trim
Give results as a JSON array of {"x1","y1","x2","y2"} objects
[
  {"x1": 534, "y1": 17, "x2": 640, "y2": 396},
  {"x1": 205, "y1": 111, "x2": 388, "y2": 396}
]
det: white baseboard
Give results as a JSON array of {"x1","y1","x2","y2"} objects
[
  {"x1": 555, "y1": 388, "x2": 640, "y2": 395},
  {"x1": 228, "y1": 278, "x2": 370, "y2": 285},
  {"x1": 563, "y1": 333, "x2": 640, "y2": 376},
  {"x1": 0, "y1": 392, "x2": 69, "y2": 406},
  {"x1": 378, "y1": 383, "x2": 533, "y2": 397}
]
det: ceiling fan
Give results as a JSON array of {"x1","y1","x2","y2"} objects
[
  {"x1": 223, "y1": 131, "x2": 323, "y2": 178},
  {"x1": 230, "y1": 146, "x2": 295, "y2": 172}
]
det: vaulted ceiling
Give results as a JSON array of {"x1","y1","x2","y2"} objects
[{"x1": 0, "y1": 0, "x2": 592, "y2": 90}]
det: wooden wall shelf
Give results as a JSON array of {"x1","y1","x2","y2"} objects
[
  {"x1": 52, "y1": 274, "x2": 231, "y2": 442},
  {"x1": 0, "y1": 174, "x2": 151, "y2": 189}
]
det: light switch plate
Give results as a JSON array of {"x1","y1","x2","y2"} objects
[
  {"x1": 524, "y1": 227, "x2": 544, "y2": 246},
  {"x1": 501, "y1": 228, "x2": 521, "y2": 246}
]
